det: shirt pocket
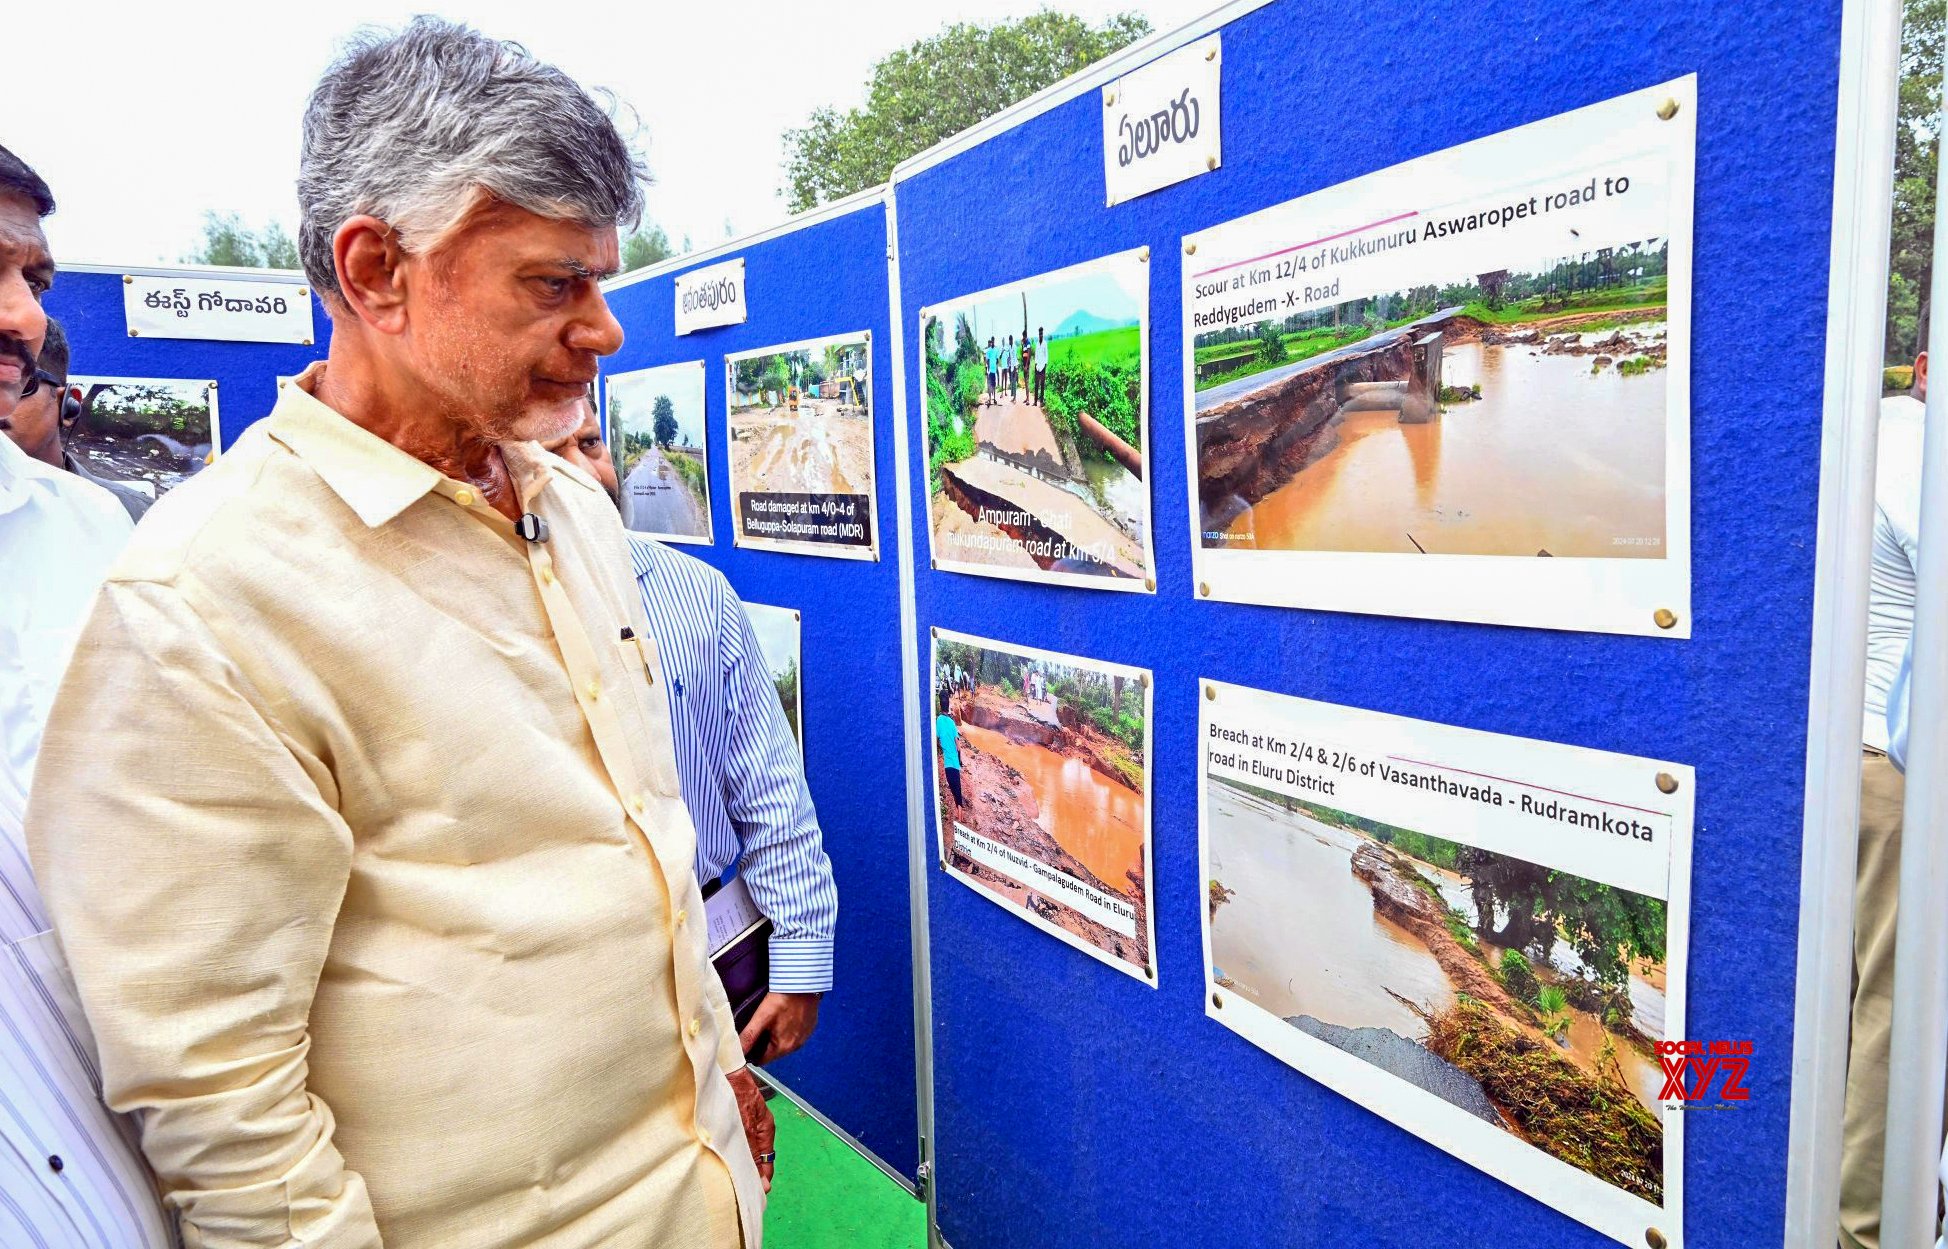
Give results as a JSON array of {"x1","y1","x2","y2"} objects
[{"x1": 8, "y1": 927, "x2": 106, "y2": 1096}]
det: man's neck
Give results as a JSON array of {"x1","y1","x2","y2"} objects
[
  {"x1": 27, "y1": 432, "x2": 63, "y2": 470},
  {"x1": 314, "y1": 342, "x2": 522, "y2": 520}
]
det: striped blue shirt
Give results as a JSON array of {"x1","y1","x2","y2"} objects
[{"x1": 627, "y1": 536, "x2": 837, "y2": 993}]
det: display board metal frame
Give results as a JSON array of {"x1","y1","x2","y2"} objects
[{"x1": 889, "y1": 0, "x2": 1850, "y2": 1245}]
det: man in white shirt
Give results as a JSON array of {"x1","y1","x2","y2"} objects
[
  {"x1": 0, "y1": 143, "x2": 174, "y2": 1248},
  {"x1": 1841, "y1": 312, "x2": 1932, "y2": 1249}
]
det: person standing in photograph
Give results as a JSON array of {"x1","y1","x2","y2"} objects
[
  {"x1": 1034, "y1": 327, "x2": 1049, "y2": 407},
  {"x1": 25, "y1": 23, "x2": 771, "y2": 1249},
  {"x1": 937, "y1": 692, "x2": 966, "y2": 809},
  {"x1": 1004, "y1": 333, "x2": 1017, "y2": 401},
  {"x1": 984, "y1": 336, "x2": 1000, "y2": 406},
  {"x1": 1020, "y1": 332, "x2": 1034, "y2": 406}
]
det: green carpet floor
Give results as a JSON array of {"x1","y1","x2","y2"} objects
[{"x1": 762, "y1": 1094, "x2": 926, "y2": 1249}]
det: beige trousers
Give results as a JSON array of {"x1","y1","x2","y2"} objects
[{"x1": 1839, "y1": 751, "x2": 1936, "y2": 1249}]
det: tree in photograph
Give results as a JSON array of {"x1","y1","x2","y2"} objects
[
  {"x1": 652, "y1": 394, "x2": 678, "y2": 448},
  {"x1": 1455, "y1": 846, "x2": 1666, "y2": 986},
  {"x1": 183, "y1": 212, "x2": 299, "y2": 268},
  {"x1": 781, "y1": 11, "x2": 1151, "y2": 212}
]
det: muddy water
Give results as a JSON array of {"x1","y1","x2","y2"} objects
[
  {"x1": 1209, "y1": 784, "x2": 1666, "y2": 1115},
  {"x1": 1225, "y1": 335, "x2": 1668, "y2": 557},
  {"x1": 1207, "y1": 785, "x2": 1453, "y2": 1038},
  {"x1": 960, "y1": 723, "x2": 1143, "y2": 887}
]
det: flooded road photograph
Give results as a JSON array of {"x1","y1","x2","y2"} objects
[
  {"x1": 1194, "y1": 243, "x2": 1671, "y2": 559},
  {"x1": 931, "y1": 631, "x2": 1153, "y2": 979},
  {"x1": 1205, "y1": 774, "x2": 1670, "y2": 1203}
]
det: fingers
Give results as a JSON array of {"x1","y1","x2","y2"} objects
[{"x1": 739, "y1": 994, "x2": 781, "y2": 1055}]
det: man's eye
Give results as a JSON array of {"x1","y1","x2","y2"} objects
[
  {"x1": 537, "y1": 277, "x2": 571, "y2": 297},
  {"x1": 580, "y1": 438, "x2": 603, "y2": 453}
]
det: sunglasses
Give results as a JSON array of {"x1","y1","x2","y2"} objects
[{"x1": 18, "y1": 368, "x2": 60, "y2": 399}]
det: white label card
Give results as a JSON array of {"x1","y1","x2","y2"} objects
[
  {"x1": 123, "y1": 275, "x2": 314, "y2": 344},
  {"x1": 675, "y1": 258, "x2": 748, "y2": 335},
  {"x1": 1102, "y1": 34, "x2": 1221, "y2": 207}
]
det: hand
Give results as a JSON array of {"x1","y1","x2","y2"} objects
[
  {"x1": 726, "y1": 1065, "x2": 775, "y2": 1193},
  {"x1": 739, "y1": 991, "x2": 821, "y2": 1063}
]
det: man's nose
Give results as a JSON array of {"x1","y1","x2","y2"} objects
[
  {"x1": 570, "y1": 288, "x2": 625, "y2": 358},
  {"x1": 0, "y1": 268, "x2": 47, "y2": 353}
]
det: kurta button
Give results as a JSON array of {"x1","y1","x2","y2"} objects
[
  {"x1": 628, "y1": 794, "x2": 646, "y2": 814},
  {"x1": 699, "y1": 1128, "x2": 712, "y2": 1147},
  {"x1": 539, "y1": 566, "x2": 556, "y2": 585},
  {"x1": 47, "y1": 1154, "x2": 63, "y2": 1173},
  {"x1": 585, "y1": 679, "x2": 601, "y2": 701},
  {"x1": 453, "y1": 488, "x2": 475, "y2": 507},
  {"x1": 689, "y1": 1016, "x2": 702, "y2": 1037},
  {"x1": 676, "y1": 909, "x2": 687, "y2": 925}
]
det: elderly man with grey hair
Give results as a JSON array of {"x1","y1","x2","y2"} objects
[{"x1": 26, "y1": 18, "x2": 772, "y2": 1249}]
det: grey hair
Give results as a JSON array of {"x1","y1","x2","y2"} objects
[{"x1": 297, "y1": 16, "x2": 648, "y2": 299}]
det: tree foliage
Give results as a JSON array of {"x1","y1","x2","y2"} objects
[
  {"x1": 652, "y1": 394, "x2": 678, "y2": 447},
  {"x1": 622, "y1": 224, "x2": 675, "y2": 273},
  {"x1": 1889, "y1": 0, "x2": 1944, "y2": 366},
  {"x1": 184, "y1": 212, "x2": 299, "y2": 269},
  {"x1": 781, "y1": 11, "x2": 1151, "y2": 212}
]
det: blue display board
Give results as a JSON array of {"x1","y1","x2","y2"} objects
[
  {"x1": 602, "y1": 199, "x2": 918, "y2": 1178},
  {"x1": 45, "y1": 267, "x2": 330, "y2": 451},
  {"x1": 891, "y1": 1, "x2": 1837, "y2": 1245}
]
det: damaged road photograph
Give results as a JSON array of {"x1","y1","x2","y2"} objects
[
  {"x1": 1192, "y1": 241, "x2": 1670, "y2": 559},
  {"x1": 63, "y1": 376, "x2": 219, "y2": 502},
  {"x1": 931, "y1": 630, "x2": 1154, "y2": 981},
  {"x1": 725, "y1": 332, "x2": 876, "y2": 557},
  {"x1": 921, "y1": 249, "x2": 1153, "y2": 590}
]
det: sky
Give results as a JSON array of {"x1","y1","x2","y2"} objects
[
  {"x1": 610, "y1": 364, "x2": 706, "y2": 445},
  {"x1": 11, "y1": 0, "x2": 1214, "y2": 270},
  {"x1": 743, "y1": 603, "x2": 799, "y2": 683},
  {"x1": 933, "y1": 260, "x2": 1146, "y2": 345}
]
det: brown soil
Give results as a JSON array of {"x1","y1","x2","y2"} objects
[
  {"x1": 1445, "y1": 306, "x2": 1667, "y2": 344},
  {"x1": 939, "y1": 742, "x2": 1150, "y2": 972},
  {"x1": 1351, "y1": 843, "x2": 1520, "y2": 1016}
]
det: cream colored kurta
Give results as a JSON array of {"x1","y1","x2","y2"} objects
[{"x1": 25, "y1": 367, "x2": 764, "y2": 1249}]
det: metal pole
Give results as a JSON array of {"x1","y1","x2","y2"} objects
[
  {"x1": 1879, "y1": 41, "x2": 1948, "y2": 1248},
  {"x1": 1785, "y1": 0, "x2": 1903, "y2": 1235},
  {"x1": 883, "y1": 185, "x2": 943, "y2": 1247}
]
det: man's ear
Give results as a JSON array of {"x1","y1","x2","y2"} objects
[
  {"x1": 1915, "y1": 351, "x2": 1928, "y2": 401},
  {"x1": 333, "y1": 215, "x2": 410, "y2": 334}
]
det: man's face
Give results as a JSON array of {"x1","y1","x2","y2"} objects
[
  {"x1": 402, "y1": 201, "x2": 622, "y2": 446},
  {"x1": 0, "y1": 192, "x2": 52, "y2": 419},
  {"x1": 544, "y1": 402, "x2": 619, "y2": 504}
]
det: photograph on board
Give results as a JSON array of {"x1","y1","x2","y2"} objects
[
  {"x1": 724, "y1": 332, "x2": 876, "y2": 558},
  {"x1": 607, "y1": 361, "x2": 712, "y2": 544},
  {"x1": 931, "y1": 629, "x2": 1155, "y2": 982},
  {"x1": 1199, "y1": 683, "x2": 1691, "y2": 1243},
  {"x1": 919, "y1": 248, "x2": 1154, "y2": 589},
  {"x1": 64, "y1": 376, "x2": 220, "y2": 503},
  {"x1": 743, "y1": 601, "x2": 801, "y2": 749},
  {"x1": 1182, "y1": 76, "x2": 1694, "y2": 637}
]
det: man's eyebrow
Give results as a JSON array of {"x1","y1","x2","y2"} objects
[{"x1": 546, "y1": 256, "x2": 620, "y2": 282}]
